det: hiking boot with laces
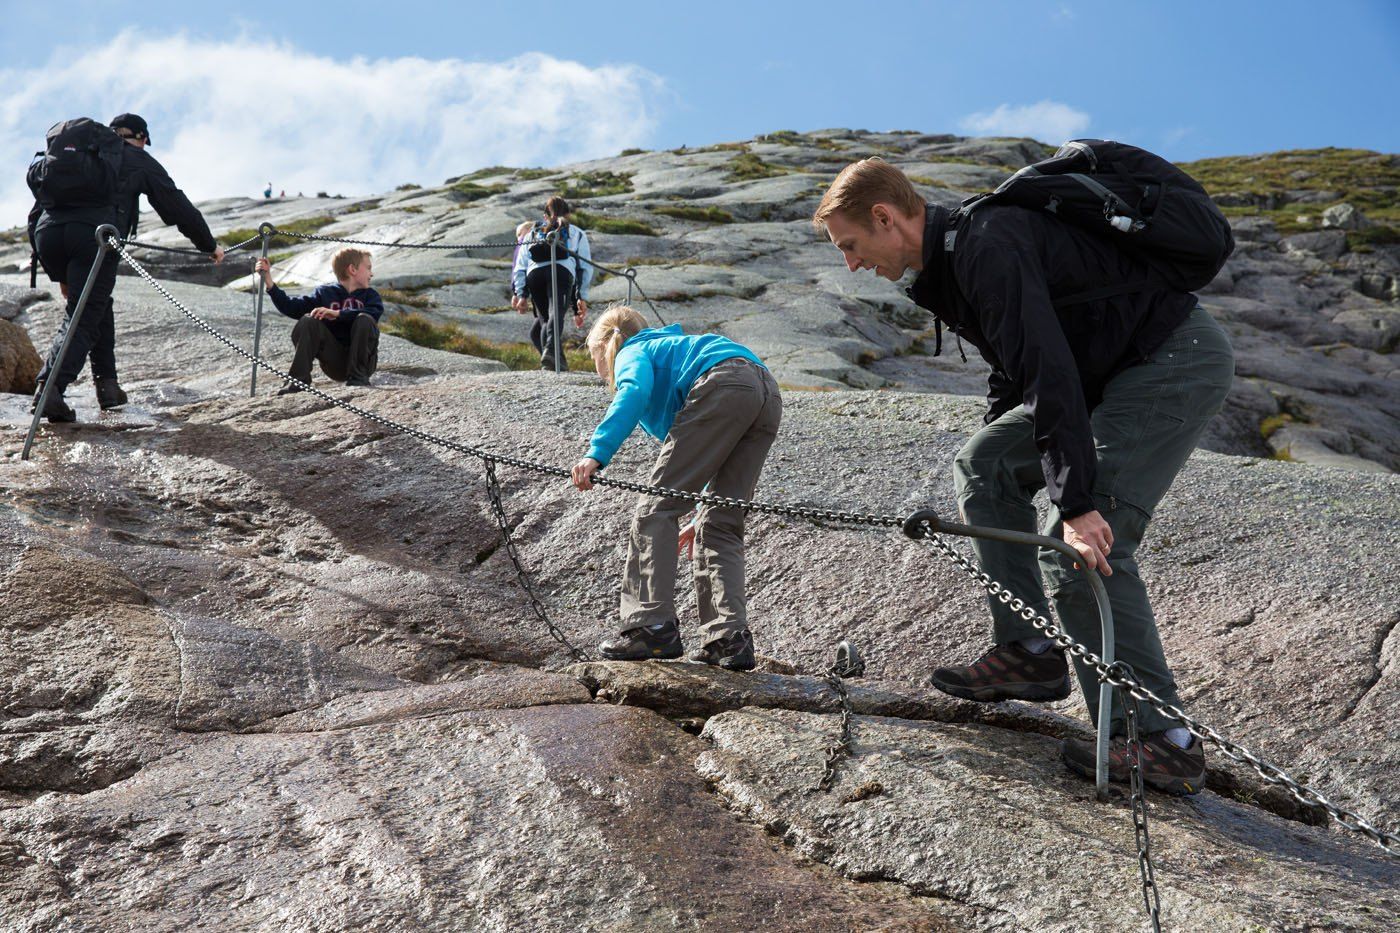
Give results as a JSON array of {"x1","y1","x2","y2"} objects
[
  {"x1": 685, "y1": 629, "x2": 755, "y2": 672},
  {"x1": 94, "y1": 377, "x2": 128, "y2": 410},
  {"x1": 1061, "y1": 730, "x2": 1207, "y2": 796},
  {"x1": 599, "y1": 620, "x2": 683, "y2": 661},
  {"x1": 929, "y1": 642, "x2": 1072, "y2": 703},
  {"x1": 32, "y1": 390, "x2": 77, "y2": 423}
]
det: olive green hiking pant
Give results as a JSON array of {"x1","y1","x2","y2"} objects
[
  {"x1": 619, "y1": 358, "x2": 783, "y2": 643},
  {"x1": 952, "y1": 308, "x2": 1234, "y2": 733}
]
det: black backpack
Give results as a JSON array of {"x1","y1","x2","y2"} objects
[
  {"x1": 30, "y1": 118, "x2": 124, "y2": 211},
  {"x1": 954, "y1": 139, "x2": 1234, "y2": 296},
  {"x1": 527, "y1": 220, "x2": 571, "y2": 263}
]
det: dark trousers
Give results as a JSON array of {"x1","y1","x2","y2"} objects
[
  {"x1": 35, "y1": 223, "x2": 119, "y2": 395},
  {"x1": 952, "y1": 308, "x2": 1235, "y2": 733},
  {"x1": 526, "y1": 264, "x2": 573, "y2": 371},
  {"x1": 289, "y1": 315, "x2": 379, "y2": 383},
  {"x1": 88, "y1": 297, "x2": 118, "y2": 380}
]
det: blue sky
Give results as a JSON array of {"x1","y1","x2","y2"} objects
[{"x1": 2, "y1": 0, "x2": 1396, "y2": 217}]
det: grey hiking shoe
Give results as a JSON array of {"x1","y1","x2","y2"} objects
[
  {"x1": 599, "y1": 621, "x2": 683, "y2": 661},
  {"x1": 686, "y1": 630, "x2": 755, "y2": 672},
  {"x1": 929, "y1": 642, "x2": 1072, "y2": 703},
  {"x1": 1062, "y1": 731, "x2": 1207, "y2": 796}
]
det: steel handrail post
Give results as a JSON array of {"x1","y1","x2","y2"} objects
[
  {"x1": 549, "y1": 233, "x2": 562, "y2": 373},
  {"x1": 907, "y1": 510, "x2": 1116, "y2": 800},
  {"x1": 23, "y1": 223, "x2": 119, "y2": 461},
  {"x1": 250, "y1": 223, "x2": 273, "y2": 395}
]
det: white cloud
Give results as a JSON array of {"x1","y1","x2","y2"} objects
[
  {"x1": 959, "y1": 100, "x2": 1091, "y2": 145},
  {"x1": 1, "y1": 32, "x2": 666, "y2": 228}
]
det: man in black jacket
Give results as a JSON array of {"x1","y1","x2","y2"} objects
[
  {"x1": 814, "y1": 158, "x2": 1234, "y2": 795},
  {"x1": 27, "y1": 113, "x2": 222, "y2": 420}
]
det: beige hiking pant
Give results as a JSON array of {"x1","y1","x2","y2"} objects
[{"x1": 619, "y1": 358, "x2": 783, "y2": 642}]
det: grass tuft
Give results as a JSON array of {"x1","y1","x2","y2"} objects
[{"x1": 383, "y1": 313, "x2": 592, "y2": 370}]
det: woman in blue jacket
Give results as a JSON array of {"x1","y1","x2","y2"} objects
[{"x1": 571, "y1": 306, "x2": 783, "y2": 670}]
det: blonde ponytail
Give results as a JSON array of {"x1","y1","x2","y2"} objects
[{"x1": 585, "y1": 304, "x2": 648, "y2": 390}]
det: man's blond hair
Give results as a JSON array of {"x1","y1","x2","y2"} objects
[
  {"x1": 812, "y1": 157, "x2": 923, "y2": 231},
  {"x1": 332, "y1": 247, "x2": 371, "y2": 281}
]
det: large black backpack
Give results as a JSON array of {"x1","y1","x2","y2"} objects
[
  {"x1": 30, "y1": 118, "x2": 124, "y2": 211},
  {"x1": 527, "y1": 220, "x2": 572, "y2": 263},
  {"x1": 954, "y1": 139, "x2": 1234, "y2": 295}
]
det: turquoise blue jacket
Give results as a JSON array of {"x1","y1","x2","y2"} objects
[{"x1": 586, "y1": 324, "x2": 765, "y2": 466}]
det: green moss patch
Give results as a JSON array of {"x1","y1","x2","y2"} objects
[
  {"x1": 561, "y1": 171, "x2": 634, "y2": 200},
  {"x1": 383, "y1": 313, "x2": 591, "y2": 370},
  {"x1": 224, "y1": 215, "x2": 336, "y2": 249},
  {"x1": 727, "y1": 153, "x2": 790, "y2": 181},
  {"x1": 448, "y1": 180, "x2": 509, "y2": 203},
  {"x1": 650, "y1": 205, "x2": 735, "y2": 224},
  {"x1": 573, "y1": 210, "x2": 659, "y2": 236}
]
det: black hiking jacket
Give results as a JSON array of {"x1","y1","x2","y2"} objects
[
  {"x1": 27, "y1": 144, "x2": 217, "y2": 253},
  {"x1": 906, "y1": 203, "x2": 1196, "y2": 519}
]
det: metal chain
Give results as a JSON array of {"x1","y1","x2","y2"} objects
[
  {"x1": 1119, "y1": 676, "x2": 1162, "y2": 933},
  {"x1": 100, "y1": 240, "x2": 1400, "y2": 861},
  {"x1": 816, "y1": 667, "x2": 857, "y2": 792},
  {"x1": 914, "y1": 522, "x2": 1400, "y2": 856},
  {"x1": 122, "y1": 232, "x2": 263, "y2": 257},
  {"x1": 270, "y1": 224, "x2": 670, "y2": 327},
  {"x1": 482, "y1": 460, "x2": 588, "y2": 662},
  {"x1": 814, "y1": 640, "x2": 866, "y2": 792}
]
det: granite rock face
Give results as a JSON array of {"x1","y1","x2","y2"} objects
[
  {"x1": 0, "y1": 132, "x2": 1397, "y2": 931},
  {"x1": 4, "y1": 132, "x2": 1393, "y2": 471}
]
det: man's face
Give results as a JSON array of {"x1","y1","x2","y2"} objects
[
  {"x1": 347, "y1": 258, "x2": 373, "y2": 290},
  {"x1": 825, "y1": 206, "x2": 907, "y2": 281},
  {"x1": 114, "y1": 129, "x2": 146, "y2": 149}
]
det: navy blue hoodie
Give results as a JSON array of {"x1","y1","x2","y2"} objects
[{"x1": 268, "y1": 283, "x2": 384, "y2": 346}]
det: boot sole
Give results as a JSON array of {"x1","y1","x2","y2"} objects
[
  {"x1": 1060, "y1": 746, "x2": 1206, "y2": 797},
  {"x1": 930, "y1": 676, "x2": 1072, "y2": 704}
]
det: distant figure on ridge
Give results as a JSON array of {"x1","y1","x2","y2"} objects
[
  {"x1": 263, "y1": 182, "x2": 273, "y2": 200},
  {"x1": 255, "y1": 248, "x2": 382, "y2": 394},
  {"x1": 511, "y1": 196, "x2": 591, "y2": 371},
  {"x1": 571, "y1": 306, "x2": 783, "y2": 671},
  {"x1": 813, "y1": 152, "x2": 1234, "y2": 796},
  {"x1": 26, "y1": 113, "x2": 222, "y2": 421}
]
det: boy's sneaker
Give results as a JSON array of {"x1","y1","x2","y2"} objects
[
  {"x1": 94, "y1": 377, "x2": 128, "y2": 410},
  {"x1": 929, "y1": 642, "x2": 1072, "y2": 703},
  {"x1": 276, "y1": 382, "x2": 305, "y2": 396},
  {"x1": 686, "y1": 630, "x2": 755, "y2": 672},
  {"x1": 1061, "y1": 731, "x2": 1207, "y2": 796},
  {"x1": 599, "y1": 620, "x2": 683, "y2": 661}
]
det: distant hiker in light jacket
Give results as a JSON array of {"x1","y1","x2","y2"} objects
[
  {"x1": 26, "y1": 113, "x2": 222, "y2": 422},
  {"x1": 255, "y1": 248, "x2": 383, "y2": 393},
  {"x1": 571, "y1": 306, "x2": 782, "y2": 671},
  {"x1": 511, "y1": 195, "x2": 592, "y2": 371},
  {"x1": 814, "y1": 157, "x2": 1234, "y2": 796}
]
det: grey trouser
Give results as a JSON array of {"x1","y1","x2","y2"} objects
[
  {"x1": 619, "y1": 358, "x2": 783, "y2": 642},
  {"x1": 290, "y1": 315, "x2": 379, "y2": 383},
  {"x1": 952, "y1": 307, "x2": 1234, "y2": 733}
]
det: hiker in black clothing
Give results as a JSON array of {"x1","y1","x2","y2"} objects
[
  {"x1": 510, "y1": 195, "x2": 592, "y2": 370},
  {"x1": 255, "y1": 247, "x2": 382, "y2": 393},
  {"x1": 814, "y1": 156, "x2": 1234, "y2": 796},
  {"x1": 26, "y1": 113, "x2": 222, "y2": 420}
]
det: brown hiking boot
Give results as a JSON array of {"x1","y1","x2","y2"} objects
[
  {"x1": 929, "y1": 642, "x2": 1072, "y2": 703},
  {"x1": 1061, "y1": 731, "x2": 1207, "y2": 796}
]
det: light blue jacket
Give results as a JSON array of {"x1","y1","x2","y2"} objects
[
  {"x1": 511, "y1": 222, "x2": 593, "y2": 300},
  {"x1": 586, "y1": 324, "x2": 766, "y2": 466}
]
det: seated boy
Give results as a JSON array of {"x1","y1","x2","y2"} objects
[{"x1": 254, "y1": 247, "x2": 383, "y2": 393}]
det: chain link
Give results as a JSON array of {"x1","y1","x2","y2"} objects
[
  {"x1": 1119, "y1": 677, "x2": 1162, "y2": 932},
  {"x1": 122, "y1": 232, "x2": 263, "y2": 257},
  {"x1": 914, "y1": 522, "x2": 1400, "y2": 856},
  {"x1": 815, "y1": 666, "x2": 857, "y2": 792},
  {"x1": 483, "y1": 461, "x2": 588, "y2": 663}
]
